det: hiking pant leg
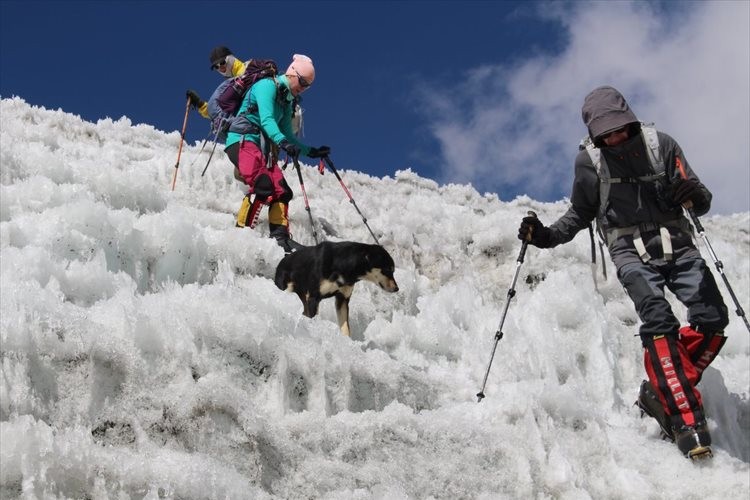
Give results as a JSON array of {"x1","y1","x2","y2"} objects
[
  {"x1": 225, "y1": 142, "x2": 239, "y2": 168},
  {"x1": 224, "y1": 143, "x2": 246, "y2": 184},
  {"x1": 617, "y1": 261, "x2": 704, "y2": 428},
  {"x1": 230, "y1": 141, "x2": 267, "y2": 227},
  {"x1": 237, "y1": 141, "x2": 265, "y2": 187},
  {"x1": 225, "y1": 143, "x2": 250, "y2": 227},
  {"x1": 251, "y1": 158, "x2": 293, "y2": 203},
  {"x1": 265, "y1": 166, "x2": 293, "y2": 232},
  {"x1": 666, "y1": 246, "x2": 729, "y2": 333},
  {"x1": 665, "y1": 245, "x2": 729, "y2": 378},
  {"x1": 616, "y1": 261, "x2": 680, "y2": 338}
]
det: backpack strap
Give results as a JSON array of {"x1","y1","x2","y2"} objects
[
  {"x1": 581, "y1": 123, "x2": 666, "y2": 222},
  {"x1": 582, "y1": 123, "x2": 678, "y2": 263},
  {"x1": 640, "y1": 123, "x2": 664, "y2": 175},
  {"x1": 580, "y1": 135, "x2": 608, "y2": 221}
]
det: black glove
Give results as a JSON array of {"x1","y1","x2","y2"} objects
[
  {"x1": 518, "y1": 216, "x2": 553, "y2": 248},
  {"x1": 186, "y1": 90, "x2": 205, "y2": 109},
  {"x1": 279, "y1": 140, "x2": 300, "y2": 158},
  {"x1": 307, "y1": 145, "x2": 331, "y2": 158},
  {"x1": 668, "y1": 178, "x2": 707, "y2": 208}
]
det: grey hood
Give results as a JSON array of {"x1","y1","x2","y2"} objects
[{"x1": 581, "y1": 86, "x2": 639, "y2": 142}]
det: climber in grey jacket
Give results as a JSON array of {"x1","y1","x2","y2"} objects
[{"x1": 517, "y1": 85, "x2": 728, "y2": 459}]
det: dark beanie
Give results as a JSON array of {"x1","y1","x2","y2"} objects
[{"x1": 209, "y1": 46, "x2": 232, "y2": 68}]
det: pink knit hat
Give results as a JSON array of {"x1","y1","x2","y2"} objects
[{"x1": 286, "y1": 54, "x2": 315, "y2": 84}]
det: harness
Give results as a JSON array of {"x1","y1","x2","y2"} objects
[{"x1": 580, "y1": 123, "x2": 683, "y2": 263}]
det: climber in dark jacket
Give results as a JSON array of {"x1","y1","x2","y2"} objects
[{"x1": 518, "y1": 85, "x2": 728, "y2": 459}]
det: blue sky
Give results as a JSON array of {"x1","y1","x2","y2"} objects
[{"x1": 2, "y1": 0, "x2": 748, "y2": 214}]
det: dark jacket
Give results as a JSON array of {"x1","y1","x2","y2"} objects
[{"x1": 547, "y1": 87, "x2": 712, "y2": 264}]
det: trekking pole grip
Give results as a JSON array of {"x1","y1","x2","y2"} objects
[
  {"x1": 518, "y1": 210, "x2": 537, "y2": 263},
  {"x1": 674, "y1": 157, "x2": 705, "y2": 232},
  {"x1": 686, "y1": 207, "x2": 705, "y2": 234},
  {"x1": 322, "y1": 154, "x2": 333, "y2": 171}
]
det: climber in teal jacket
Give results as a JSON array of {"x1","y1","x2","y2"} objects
[{"x1": 224, "y1": 54, "x2": 330, "y2": 253}]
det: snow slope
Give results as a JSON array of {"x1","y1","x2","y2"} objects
[{"x1": 1, "y1": 97, "x2": 749, "y2": 499}]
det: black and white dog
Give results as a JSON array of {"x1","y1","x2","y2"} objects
[{"x1": 274, "y1": 241, "x2": 399, "y2": 336}]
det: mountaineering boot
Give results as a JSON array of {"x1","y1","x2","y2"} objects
[
  {"x1": 635, "y1": 380, "x2": 674, "y2": 441},
  {"x1": 674, "y1": 421, "x2": 712, "y2": 460},
  {"x1": 269, "y1": 224, "x2": 303, "y2": 255},
  {"x1": 275, "y1": 236, "x2": 303, "y2": 254}
]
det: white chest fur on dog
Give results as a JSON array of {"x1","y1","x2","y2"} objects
[{"x1": 319, "y1": 278, "x2": 353, "y2": 298}]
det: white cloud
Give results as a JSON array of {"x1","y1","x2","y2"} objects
[{"x1": 420, "y1": 1, "x2": 750, "y2": 214}]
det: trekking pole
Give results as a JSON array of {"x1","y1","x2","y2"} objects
[
  {"x1": 200, "y1": 127, "x2": 223, "y2": 177},
  {"x1": 477, "y1": 210, "x2": 536, "y2": 402},
  {"x1": 322, "y1": 155, "x2": 380, "y2": 245},
  {"x1": 171, "y1": 97, "x2": 191, "y2": 191},
  {"x1": 588, "y1": 224, "x2": 599, "y2": 291},
  {"x1": 292, "y1": 155, "x2": 319, "y2": 244},
  {"x1": 675, "y1": 158, "x2": 750, "y2": 334},
  {"x1": 587, "y1": 224, "x2": 608, "y2": 291},
  {"x1": 185, "y1": 135, "x2": 210, "y2": 170}
]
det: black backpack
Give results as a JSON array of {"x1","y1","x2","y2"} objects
[{"x1": 206, "y1": 59, "x2": 278, "y2": 142}]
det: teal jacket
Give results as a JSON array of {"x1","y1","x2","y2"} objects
[{"x1": 225, "y1": 75, "x2": 310, "y2": 155}]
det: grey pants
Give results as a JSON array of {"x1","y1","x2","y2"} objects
[{"x1": 616, "y1": 244, "x2": 729, "y2": 341}]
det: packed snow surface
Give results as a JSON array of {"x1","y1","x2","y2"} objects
[{"x1": 1, "y1": 97, "x2": 749, "y2": 499}]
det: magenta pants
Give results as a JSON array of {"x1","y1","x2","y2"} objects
[{"x1": 236, "y1": 140, "x2": 289, "y2": 201}]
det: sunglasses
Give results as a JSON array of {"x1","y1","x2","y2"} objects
[
  {"x1": 603, "y1": 125, "x2": 628, "y2": 139},
  {"x1": 211, "y1": 59, "x2": 227, "y2": 70},
  {"x1": 293, "y1": 69, "x2": 311, "y2": 88}
]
